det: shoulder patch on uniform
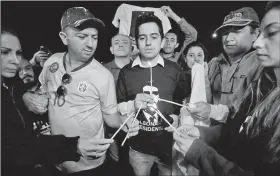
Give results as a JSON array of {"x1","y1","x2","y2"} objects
[
  {"x1": 77, "y1": 81, "x2": 90, "y2": 93},
  {"x1": 49, "y1": 62, "x2": 59, "y2": 73}
]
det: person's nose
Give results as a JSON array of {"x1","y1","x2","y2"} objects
[
  {"x1": 193, "y1": 55, "x2": 197, "y2": 62},
  {"x1": 19, "y1": 69, "x2": 26, "y2": 78},
  {"x1": 253, "y1": 34, "x2": 263, "y2": 49},
  {"x1": 23, "y1": 69, "x2": 28, "y2": 76},
  {"x1": 11, "y1": 53, "x2": 21, "y2": 65},
  {"x1": 225, "y1": 32, "x2": 235, "y2": 41},
  {"x1": 166, "y1": 40, "x2": 170, "y2": 46},
  {"x1": 146, "y1": 37, "x2": 152, "y2": 46},
  {"x1": 119, "y1": 42, "x2": 124, "y2": 47},
  {"x1": 85, "y1": 37, "x2": 94, "y2": 48}
]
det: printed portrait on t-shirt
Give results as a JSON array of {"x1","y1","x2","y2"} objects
[{"x1": 142, "y1": 85, "x2": 159, "y2": 123}]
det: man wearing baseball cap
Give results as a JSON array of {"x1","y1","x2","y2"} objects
[
  {"x1": 182, "y1": 7, "x2": 264, "y2": 137},
  {"x1": 23, "y1": 7, "x2": 140, "y2": 176}
]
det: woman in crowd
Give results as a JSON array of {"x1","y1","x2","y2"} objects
[
  {"x1": 1, "y1": 27, "x2": 111, "y2": 176},
  {"x1": 173, "y1": 1, "x2": 280, "y2": 176},
  {"x1": 180, "y1": 41, "x2": 209, "y2": 71},
  {"x1": 173, "y1": 41, "x2": 210, "y2": 114}
]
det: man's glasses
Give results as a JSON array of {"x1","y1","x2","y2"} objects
[{"x1": 54, "y1": 73, "x2": 72, "y2": 107}]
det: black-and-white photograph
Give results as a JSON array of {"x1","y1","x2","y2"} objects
[{"x1": 1, "y1": 1, "x2": 280, "y2": 176}]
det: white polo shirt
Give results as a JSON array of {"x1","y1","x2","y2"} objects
[{"x1": 39, "y1": 52, "x2": 118, "y2": 173}]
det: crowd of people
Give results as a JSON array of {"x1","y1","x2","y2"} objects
[{"x1": 1, "y1": 1, "x2": 280, "y2": 176}]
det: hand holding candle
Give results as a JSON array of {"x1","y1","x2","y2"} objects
[
  {"x1": 121, "y1": 104, "x2": 143, "y2": 146},
  {"x1": 134, "y1": 93, "x2": 154, "y2": 110}
]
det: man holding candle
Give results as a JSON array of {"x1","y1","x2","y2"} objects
[
  {"x1": 24, "y1": 7, "x2": 140, "y2": 176},
  {"x1": 184, "y1": 7, "x2": 263, "y2": 134},
  {"x1": 116, "y1": 13, "x2": 182, "y2": 176}
]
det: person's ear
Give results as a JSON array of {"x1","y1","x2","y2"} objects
[
  {"x1": 110, "y1": 47, "x2": 113, "y2": 55},
  {"x1": 175, "y1": 43, "x2": 179, "y2": 49},
  {"x1": 59, "y1": 31, "x2": 68, "y2": 46}
]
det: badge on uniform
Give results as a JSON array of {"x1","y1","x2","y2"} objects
[
  {"x1": 77, "y1": 81, "x2": 89, "y2": 93},
  {"x1": 49, "y1": 62, "x2": 59, "y2": 73}
]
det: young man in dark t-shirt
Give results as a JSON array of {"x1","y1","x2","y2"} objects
[{"x1": 116, "y1": 13, "x2": 183, "y2": 176}]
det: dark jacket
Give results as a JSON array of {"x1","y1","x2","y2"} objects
[{"x1": 1, "y1": 78, "x2": 80, "y2": 176}]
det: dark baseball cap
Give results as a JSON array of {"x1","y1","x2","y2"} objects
[
  {"x1": 61, "y1": 7, "x2": 105, "y2": 30},
  {"x1": 213, "y1": 7, "x2": 260, "y2": 35}
]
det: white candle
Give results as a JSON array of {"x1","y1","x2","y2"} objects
[
  {"x1": 121, "y1": 104, "x2": 143, "y2": 146},
  {"x1": 158, "y1": 97, "x2": 196, "y2": 108},
  {"x1": 110, "y1": 113, "x2": 134, "y2": 140},
  {"x1": 148, "y1": 62, "x2": 153, "y2": 95},
  {"x1": 154, "y1": 108, "x2": 179, "y2": 135}
]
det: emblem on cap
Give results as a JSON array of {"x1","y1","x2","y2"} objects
[
  {"x1": 224, "y1": 12, "x2": 243, "y2": 23},
  {"x1": 49, "y1": 62, "x2": 59, "y2": 73}
]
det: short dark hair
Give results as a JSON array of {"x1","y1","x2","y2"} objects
[
  {"x1": 166, "y1": 28, "x2": 179, "y2": 40},
  {"x1": 265, "y1": 1, "x2": 280, "y2": 14},
  {"x1": 135, "y1": 13, "x2": 164, "y2": 43},
  {"x1": 165, "y1": 28, "x2": 184, "y2": 48}
]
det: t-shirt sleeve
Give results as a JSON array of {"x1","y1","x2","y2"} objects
[
  {"x1": 100, "y1": 71, "x2": 118, "y2": 115},
  {"x1": 154, "y1": 9, "x2": 172, "y2": 35},
  {"x1": 112, "y1": 3, "x2": 124, "y2": 28}
]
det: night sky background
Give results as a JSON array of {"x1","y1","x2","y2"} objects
[{"x1": 2, "y1": 1, "x2": 268, "y2": 63}]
